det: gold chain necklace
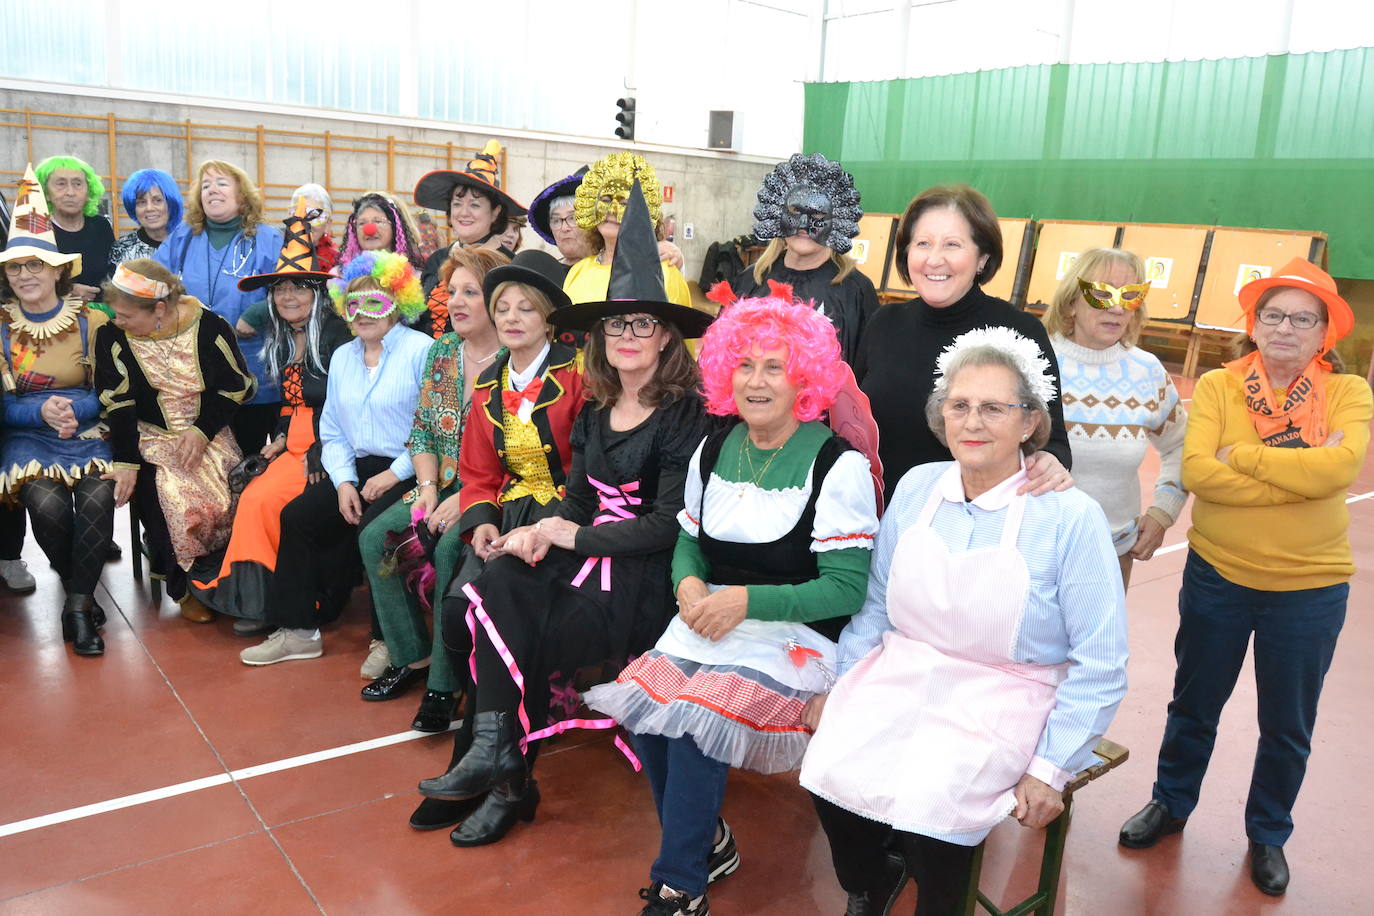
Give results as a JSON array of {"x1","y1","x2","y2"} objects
[{"x1": 735, "y1": 435, "x2": 783, "y2": 499}]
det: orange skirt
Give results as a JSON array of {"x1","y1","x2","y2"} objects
[{"x1": 193, "y1": 406, "x2": 314, "y2": 589}]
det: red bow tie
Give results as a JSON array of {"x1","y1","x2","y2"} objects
[{"x1": 502, "y1": 376, "x2": 543, "y2": 414}]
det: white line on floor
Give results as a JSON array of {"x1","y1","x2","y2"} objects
[
  {"x1": 5, "y1": 486, "x2": 1371, "y2": 842},
  {"x1": 0, "y1": 725, "x2": 454, "y2": 840},
  {"x1": 1144, "y1": 487, "x2": 1373, "y2": 559}
]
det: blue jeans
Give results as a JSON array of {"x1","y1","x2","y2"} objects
[
  {"x1": 633, "y1": 732, "x2": 729, "y2": 897},
  {"x1": 1152, "y1": 551, "x2": 1347, "y2": 845}
]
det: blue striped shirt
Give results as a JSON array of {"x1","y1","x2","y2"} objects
[
  {"x1": 837, "y1": 461, "x2": 1128, "y2": 786},
  {"x1": 320, "y1": 323, "x2": 432, "y2": 488}
]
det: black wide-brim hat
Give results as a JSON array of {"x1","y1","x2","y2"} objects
[
  {"x1": 528, "y1": 166, "x2": 588, "y2": 244},
  {"x1": 550, "y1": 297, "x2": 714, "y2": 339},
  {"x1": 414, "y1": 170, "x2": 527, "y2": 219},
  {"x1": 483, "y1": 250, "x2": 572, "y2": 312}
]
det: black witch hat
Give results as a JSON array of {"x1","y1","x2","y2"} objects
[{"x1": 551, "y1": 178, "x2": 714, "y2": 339}]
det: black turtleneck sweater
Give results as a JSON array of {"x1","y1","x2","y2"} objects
[{"x1": 855, "y1": 285, "x2": 1071, "y2": 502}]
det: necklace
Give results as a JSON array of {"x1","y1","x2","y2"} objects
[
  {"x1": 735, "y1": 434, "x2": 783, "y2": 499},
  {"x1": 463, "y1": 340, "x2": 499, "y2": 365}
]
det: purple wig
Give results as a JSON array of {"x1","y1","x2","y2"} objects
[{"x1": 697, "y1": 295, "x2": 846, "y2": 422}]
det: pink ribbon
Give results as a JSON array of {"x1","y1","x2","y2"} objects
[
  {"x1": 570, "y1": 477, "x2": 642, "y2": 591},
  {"x1": 463, "y1": 581, "x2": 641, "y2": 771}
]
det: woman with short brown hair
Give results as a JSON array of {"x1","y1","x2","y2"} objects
[{"x1": 856, "y1": 183, "x2": 1072, "y2": 503}]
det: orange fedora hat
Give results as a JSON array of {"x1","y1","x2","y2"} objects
[{"x1": 1237, "y1": 257, "x2": 1354, "y2": 347}]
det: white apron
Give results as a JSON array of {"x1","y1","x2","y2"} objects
[{"x1": 800, "y1": 465, "x2": 1065, "y2": 840}]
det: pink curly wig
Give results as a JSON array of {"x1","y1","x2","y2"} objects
[{"x1": 697, "y1": 295, "x2": 845, "y2": 422}]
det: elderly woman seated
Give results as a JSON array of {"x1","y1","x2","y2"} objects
[
  {"x1": 585, "y1": 290, "x2": 880, "y2": 916},
  {"x1": 799, "y1": 327, "x2": 1129, "y2": 916}
]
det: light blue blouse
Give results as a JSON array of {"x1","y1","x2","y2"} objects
[
  {"x1": 319, "y1": 322, "x2": 432, "y2": 488},
  {"x1": 837, "y1": 460, "x2": 1129, "y2": 785}
]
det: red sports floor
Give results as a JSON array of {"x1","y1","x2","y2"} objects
[{"x1": 2, "y1": 376, "x2": 1371, "y2": 915}]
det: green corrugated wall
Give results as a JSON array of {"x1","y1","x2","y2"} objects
[{"x1": 804, "y1": 48, "x2": 1374, "y2": 279}]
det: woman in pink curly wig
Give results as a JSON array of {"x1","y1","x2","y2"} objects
[
  {"x1": 697, "y1": 293, "x2": 848, "y2": 422},
  {"x1": 585, "y1": 289, "x2": 880, "y2": 914}
]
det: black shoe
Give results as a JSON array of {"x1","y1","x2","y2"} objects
[
  {"x1": 449, "y1": 777, "x2": 539, "y2": 847},
  {"x1": 409, "y1": 795, "x2": 485, "y2": 831},
  {"x1": 361, "y1": 664, "x2": 424, "y2": 701},
  {"x1": 411, "y1": 691, "x2": 456, "y2": 733},
  {"x1": 638, "y1": 882, "x2": 709, "y2": 915},
  {"x1": 92, "y1": 603, "x2": 107, "y2": 629},
  {"x1": 232, "y1": 617, "x2": 274, "y2": 638},
  {"x1": 61, "y1": 594, "x2": 104, "y2": 657},
  {"x1": 1248, "y1": 841, "x2": 1289, "y2": 896},
  {"x1": 417, "y1": 711, "x2": 525, "y2": 800},
  {"x1": 706, "y1": 818, "x2": 740, "y2": 883},
  {"x1": 1118, "y1": 799, "x2": 1187, "y2": 849},
  {"x1": 844, "y1": 850, "x2": 907, "y2": 915}
]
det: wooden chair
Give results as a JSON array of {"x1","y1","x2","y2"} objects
[
  {"x1": 1022, "y1": 221, "x2": 1123, "y2": 310},
  {"x1": 953, "y1": 738, "x2": 1131, "y2": 916},
  {"x1": 1186, "y1": 228, "x2": 1327, "y2": 377},
  {"x1": 126, "y1": 507, "x2": 162, "y2": 603}
]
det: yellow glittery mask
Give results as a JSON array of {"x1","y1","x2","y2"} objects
[
  {"x1": 575, "y1": 152, "x2": 663, "y2": 229},
  {"x1": 1077, "y1": 278, "x2": 1151, "y2": 311}
]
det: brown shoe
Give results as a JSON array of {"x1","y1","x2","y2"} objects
[{"x1": 179, "y1": 594, "x2": 215, "y2": 623}]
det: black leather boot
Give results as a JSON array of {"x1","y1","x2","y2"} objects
[
  {"x1": 417, "y1": 711, "x2": 524, "y2": 800},
  {"x1": 61, "y1": 593, "x2": 104, "y2": 656},
  {"x1": 449, "y1": 776, "x2": 539, "y2": 847},
  {"x1": 410, "y1": 716, "x2": 485, "y2": 831}
]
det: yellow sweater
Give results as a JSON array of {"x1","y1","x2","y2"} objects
[
  {"x1": 563, "y1": 257, "x2": 694, "y2": 308},
  {"x1": 1183, "y1": 367, "x2": 1372, "y2": 591}
]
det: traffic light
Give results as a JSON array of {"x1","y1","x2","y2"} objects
[{"x1": 615, "y1": 97, "x2": 636, "y2": 140}]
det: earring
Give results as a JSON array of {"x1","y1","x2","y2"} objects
[{"x1": 155, "y1": 319, "x2": 162, "y2": 330}]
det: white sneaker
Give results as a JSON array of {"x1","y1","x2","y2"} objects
[
  {"x1": 0, "y1": 558, "x2": 36, "y2": 594},
  {"x1": 360, "y1": 639, "x2": 390, "y2": 679},
  {"x1": 240, "y1": 629, "x2": 323, "y2": 666}
]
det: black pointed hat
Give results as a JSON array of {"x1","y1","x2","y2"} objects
[{"x1": 551, "y1": 178, "x2": 714, "y2": 339}]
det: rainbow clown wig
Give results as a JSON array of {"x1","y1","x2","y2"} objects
[
  {"x1": 35, "y1": 155, "x2": 105, "y2": 218},
  {"x1": 120, "y1": 168, "x2": 184, "y2": 231},
  {"x1": 327, "y1": 250, "x2": 425, "y2": 323},
  {"x1": 697, "y1": 288, "x2": 846, "y2": 422}
]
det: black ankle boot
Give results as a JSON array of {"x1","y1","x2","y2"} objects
[
  {"x1": 61, "y1": 593, "x2": 104, "y2": 656},
  {"x1": 417, "y1": 711, "x2": 524, "y2": 800},
  {"x1": 449, "y1": 777, "x2": 539, "y2": 847}
]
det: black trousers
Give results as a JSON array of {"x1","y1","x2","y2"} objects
[
  {"x1": 231, "y1": 403, "x2": 282, "y2": 458},
  {"x1": 0, "y1": 501, "x2": 25, "y2": 560},
  {"x1": 267, "y1": 455, "x2": 412, "y2": 629},
  {"x1": 812, "y1": 794, "x2": 977, "y2": 916}
]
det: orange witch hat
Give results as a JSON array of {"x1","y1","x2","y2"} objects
[{"x1": 238, "y1": 196, "x2": 334, "y2": 291}]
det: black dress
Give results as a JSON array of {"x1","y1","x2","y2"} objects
[
  {"x1": 730, "y1": 260, "x2": 878, "y2": 367},
  {"x1": 451, "y1": 392, "x2": 718, "y2": 737}
]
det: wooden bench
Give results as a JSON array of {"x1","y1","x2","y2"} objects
[{"x1": 951, "y1": 738, "x2": 1131, "y2": 916}]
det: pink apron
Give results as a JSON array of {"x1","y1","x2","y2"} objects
[{"x1": 800, "y1": 465, "x2": 1065, "y2": 840}]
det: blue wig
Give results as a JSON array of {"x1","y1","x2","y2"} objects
[{"x1": 120, "y1": 168, "x2": 184, "y2": 232}]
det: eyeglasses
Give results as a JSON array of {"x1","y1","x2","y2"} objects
[
  {"x1": 549, "y1": 215, "x2": 577, "y2": 230},
  {"x1": 601, "y1": 316, "x2": 662, "y2": 338},
  {"x1": 938, "y1": 398, "x2": 1029, "y2": 423},
  {"x1": 2, "y1": 260, "x2": 47, "y2": 277},
  {"x1": 1255, "y1": 308, "x2": 1324, "y2": 330}
]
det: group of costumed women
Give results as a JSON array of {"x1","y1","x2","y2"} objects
[{"x1": 3, "y1": 130, "x2": 1367, "y2": 914}]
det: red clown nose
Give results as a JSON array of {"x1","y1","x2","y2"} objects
[{"x1": 362, "y1": 223, "x2": 378, "y2": 238}]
